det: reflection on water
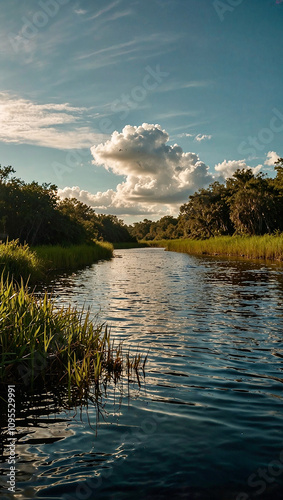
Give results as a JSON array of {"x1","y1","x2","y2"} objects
[{"x1": 1, "y1": 248, "x2": 283, "y2": 499}]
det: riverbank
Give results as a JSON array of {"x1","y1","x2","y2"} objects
[
  {"x1": 113, "y1": 241, "x2": 150, "y2": 249},
  {"x1": 0, "y1": 240, "x2": 113, "y2": 283},
  {"x1": 0, "y1": 276, "x2": 145, "y2": 401},
  {"x1": 0, "y1": 242, "x2": 148, "y2": 406},
  {"x1": 34, "y1": 241, "x2": 113, "y2": 273},
  {"x1": 153, "y1": 235, "x2": 283, "y2": 261}
]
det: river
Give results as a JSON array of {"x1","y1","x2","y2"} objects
[{"x1": 1, "y1": 248, "x2": 283, "y2": 499}]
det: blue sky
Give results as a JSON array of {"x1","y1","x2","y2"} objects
[{"x1": 0, "y1": 0, "x2": 283, "y2": 221}]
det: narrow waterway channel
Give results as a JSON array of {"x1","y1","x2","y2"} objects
[{"x1": 1, "y1": 248, "x2": 283, "y2": 499}]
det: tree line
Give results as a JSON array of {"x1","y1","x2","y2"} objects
[
  {"x1": 0, "y1": 166, "x2": 134, "y2": 245},
  {"x1": 128, "y1": 159, "x2": 283, "y2": 240},
  {"x1": 1, "y1": 159, "x2": 282, "y2": 245}
]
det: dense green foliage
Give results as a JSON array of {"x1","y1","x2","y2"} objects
[
  {"x1": 128, "y1": 216, "x2": 182, "y2": 241},
  {"x1": 59, "y1": 197, "x2": 135, "y2": 243},
  {"x1": 1, "y1": 159, "x2": 283, "y2": 245},
  {"x1": 0, "y1": 166, "x2": 134, "y2": 245},
  {"x1": 128, "y1": 160, "x2": 283, "y2": 240}
]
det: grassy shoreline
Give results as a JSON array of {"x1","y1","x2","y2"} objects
[
  {"x1": 0, "y1": 240, "x2": 113, "y2": 283},
  {"x1": 0, "y1": 241, "x2": 148, "y2": 404},
  {"x1": 33, "y1": 241, "x2": 113, "y2": 273},
  {"x1": 113, "y1": 241, "x2": 150, "y2": 249},
  {"x1": 0, "y1": 277, "x2": 145, "y2": 401},
  {"x1": 152, "y1": 235, "x2": 283, "y2": 262}
]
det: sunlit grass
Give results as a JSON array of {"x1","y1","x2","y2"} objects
[
  {"x1": 0, "y1": 239, "x2": 43, "y2": 282},
  {"x1": 0, "y1": 240, "x2": 113, "y2": 283},
  {"x1": 34, "y1": 241, "x2": 113, "y2": 272},
  {"x1": 159, "y1": 235, "x2": 283, "y2": 261}
]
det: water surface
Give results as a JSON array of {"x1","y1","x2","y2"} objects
[{"x1": 1, "y1": 248, "x2": 283, "y2": 499}]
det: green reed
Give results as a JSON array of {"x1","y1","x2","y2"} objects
[{"x1": 0, "y1": 276, "x2": 146, "y2": 400}]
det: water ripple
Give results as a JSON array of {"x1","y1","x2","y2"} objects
[{"x1": 2, "y1": 249, "x2": 283, "y2": 500}]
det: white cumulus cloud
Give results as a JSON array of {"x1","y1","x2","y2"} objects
[
  {"x1": 215, "y1": 159, "x2": 262, "y2": 179},
  {"x1": 90, "y1": 123, "x2": 213, "y2": 202},
  {"x1": 57, "y1": 185, "x2": 164, "y2": 217},
  {"x1": 59, "y1": 123, "x2": 214, "y2": 218},
  {"x1": 59, "y1": 124, "x2": 268, "y2": 220},
  {"x1": 264, "y1": 151, "x2": 279, "y2": 166}
]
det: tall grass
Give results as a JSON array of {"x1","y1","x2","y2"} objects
[
  {"x1": 0, "y1": 276, "x2": 146, "y2": 401},
  {"x1": 0, "y1": 240, "x2": 113, "y2": 283},
  {"x1": 34, "y1": 241, "x2": 113, "y2": 272},
  {"x1": 161, "y1": 235, "x2": 283, "y2": 261},
  {"x1": 0, "y1": 239, "x2": 42, "y2": 282}
]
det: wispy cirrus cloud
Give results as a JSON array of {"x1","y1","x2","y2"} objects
[
  {"x1": 103, "y1": 9, "x2": 133, "y2": 22},
  {"x1": 176, "y1": 132, "x2": 212, "y2": 142},
  {"x1": 0, "y1": 92, "x2": 104, "y2": 149},
  {"x1": 77, "y1": 33, "x2": 180, "y2": 69},
  {"x1": 195, "y1": 134, "x2": 212, "y2": 142},
  {"x1": 158, "y1": 80, "x2": 212, "y2": 93},
  {"x1": 77, "y1": 39, "x2": 139, "y2": 61},
  {"x1": 74, "y1": 8, "x2": 88, "y2": 15},
  {"x1": 88, "y1": 1, "x2": 121, "y2": 21},
  {"x1": 155, "y1": 110, "x2": 199, "y2": 120},
  {"x1": 178, "y1": 133, "x2": 194, "y2": 138},
  {"x1": 170, "y1": 121, "x2": 209, "y2": 132},
  {"x1": 82, "y1": 1, "x2": 133, "y2": 36}
]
